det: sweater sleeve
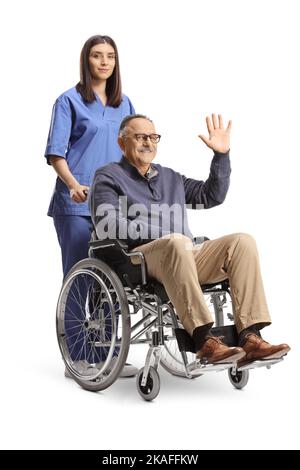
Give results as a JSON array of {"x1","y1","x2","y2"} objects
[
  {"x1": 89, "y1": 171, "x2": 150, "y2": 247},
  {"x1": 182, "y1": 151, "x2": 231, "y2": 209}
]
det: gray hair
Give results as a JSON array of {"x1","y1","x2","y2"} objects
[{"x1": 118, "y1": 114, "x2": 153, "y2": 137}]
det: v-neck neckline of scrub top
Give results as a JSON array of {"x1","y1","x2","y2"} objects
[{"x1": 95, "y1": 94, "x2": 107, "y2": 116}]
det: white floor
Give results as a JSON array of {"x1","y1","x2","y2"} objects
[
  {"x1": 1, "y1": 316, "x2": 298, "y2": 450},
  {"x1": 1, "y1": 209, "x2": 299, "y2": 450}
]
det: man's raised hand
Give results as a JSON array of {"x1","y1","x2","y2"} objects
[{"x1": 198, "y1": 114, "x2": 232, "y2": 153}]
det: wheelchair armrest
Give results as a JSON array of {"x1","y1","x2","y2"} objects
[
  {"x1": 88, "y1": 238, "x2": 147, "y2": 287},
  {"x1": 88, "y1": 238, "x2": 129, "y2": 251}
]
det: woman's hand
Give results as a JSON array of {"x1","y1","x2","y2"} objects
[
  {"x1": 48, "y1": 156, "x2": 90, "y2": 203},
  {"x1": 69, "y1": 184, "x2": 89, "y2": 203},
  {"x1": 198, "y1": 114, "x2": 232, "y2": 154}
]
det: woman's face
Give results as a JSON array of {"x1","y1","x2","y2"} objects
[{"x1": 88, "y1": 43, "x2": 116, "y2": 81}]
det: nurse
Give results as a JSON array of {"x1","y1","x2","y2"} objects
[{"x1": 45, "y1": 35, "x2": 137, "y2": 377}]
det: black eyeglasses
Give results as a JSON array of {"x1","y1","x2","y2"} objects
[{"x1": 128, "y1": 133, "x2": 161, "y2": 143}]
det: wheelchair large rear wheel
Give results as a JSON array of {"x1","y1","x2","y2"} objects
[{"x1": 56, "y1": 258, "x2": 131, "y2": 392}]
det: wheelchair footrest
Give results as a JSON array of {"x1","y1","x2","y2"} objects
[
  {"x1": 187, "y1": 361, "x2": 236, "y2": 375},
  {"x1": 237, "y1": 357, "x2": 284, "y2": 371},
  {"x1": 175, "y1": 324, "x2": 239, "y2": 353}
]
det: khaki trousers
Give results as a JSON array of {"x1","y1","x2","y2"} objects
[{"x1": 131, "y1": 233, "x2": 271, "y2": 335}]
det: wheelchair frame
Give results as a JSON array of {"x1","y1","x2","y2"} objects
[{"x1": 56, "y1": 238, "x2": 284, "y2": 401}]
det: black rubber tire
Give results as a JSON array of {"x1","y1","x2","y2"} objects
[
  {"x1": 136, "y1": 366, "x2": 160, "y2": 401},
  {"x1": 228, "y1": 368, "x2": 249, "y2": 389}
]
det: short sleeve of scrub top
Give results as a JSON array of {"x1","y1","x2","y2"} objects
[{"x1": 44, "y1": 87, "x2": 135, "y2": 217}]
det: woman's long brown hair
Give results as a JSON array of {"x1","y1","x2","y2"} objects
[{"x1": 76, "y1": 35, "x2": 122, "y2": 107}]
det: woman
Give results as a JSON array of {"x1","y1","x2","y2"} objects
[
  {"x1": 45, "y1": 35, "x2": 136, "y2": 376},
  {"x1": 45, "y1": 35, "x2": 135, "y2": 275}
]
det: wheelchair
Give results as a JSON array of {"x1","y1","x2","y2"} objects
[{"x1": 56, "y1": 236, "x2": 284, "y2": 401}]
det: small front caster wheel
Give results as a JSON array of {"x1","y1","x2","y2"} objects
[
  {"x1": 228, "y1": 368, "x2": 249, "y2": 389},
  {"x1": 137, "y1": 366, "x2": 160, "y2": 401}
]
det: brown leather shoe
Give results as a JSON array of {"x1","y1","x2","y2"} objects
[
  {"x1": 196, "y1": 336, "x2": 246, "y2": 364},
  {"x1": 238, "y1": 333, "x2": 290, "y2": 366}
]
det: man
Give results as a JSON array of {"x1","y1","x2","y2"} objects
[{"x1": 89, "y1": 114, "x2": 290, "y2": 365}]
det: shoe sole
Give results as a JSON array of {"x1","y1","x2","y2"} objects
[
  {"x1": 258, "y1": 346, "x2": 290, "y2": 360},
  {"x1": 237, "y1": 347, "x2": 290, "y2": 368},
  {"x1": 212, "y1": 350, "x2": 246, "y2": 364},
  {"x1": 196, "y1": 351, "x2": 246, "y2": 365},
  {"x1": 65, "y1": 369, "x2": 100, "y2": 379},
  {"x1": 119, "y1": 373, "x2": 137, "y2": 378},
  {"x1": 65, "y1": 365, "x2": 138, "y2": 379}
]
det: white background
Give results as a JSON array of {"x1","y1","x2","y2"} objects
[{"x1": 1, "y1": 0, "x2": 300, "y2": 450}]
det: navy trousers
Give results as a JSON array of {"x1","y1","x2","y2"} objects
[{"x1": 53, "y1": 215, "x2": 93, "y2": 278}]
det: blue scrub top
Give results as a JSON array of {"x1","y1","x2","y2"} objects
[{"x1": 45, "y1": 86, "x2": 135, "y2": 216}]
